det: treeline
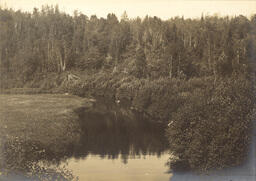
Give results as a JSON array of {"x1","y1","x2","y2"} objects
[
  {"x1": 0, "y1": 6, "x2": 255, "y2": 87},
  {"x1": 0, "y1": 6, "x2": 255, "y2": 172}
]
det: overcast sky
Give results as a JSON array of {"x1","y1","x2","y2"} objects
[{"x1": 1, "y1": 0, "x2": 255, "y2": 19}]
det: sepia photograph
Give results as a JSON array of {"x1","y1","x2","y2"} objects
[{"x1": 0, "y1": 0, "x2": 255, "y2": 180}]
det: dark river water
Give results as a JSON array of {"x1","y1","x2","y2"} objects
[
  {"x1": 63, "y1": 100, "x2": 171, "y2": 181},
  {"x1": 0, "y1": 98, "x2": 171, "y2": 181},
  {"x1": 1, "y1": 95, "x2": 255, "y2": 181},
  {"x1": 60, "y1": 100, "x2": 256, "y2": 181}
]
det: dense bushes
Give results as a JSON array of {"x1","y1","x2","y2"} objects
[
  {"x1": 166, "y1": 76, "x2": 255, "y2": 171},
  {"x1": 68, "y1": 73, "x2": 215, "y2": 123}
]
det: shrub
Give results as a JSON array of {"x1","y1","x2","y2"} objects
[{"x1": 166, "y1": 76, "x2": 255, "y2": 171}]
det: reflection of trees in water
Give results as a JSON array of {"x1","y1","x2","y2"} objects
[
  {"x1": 0, "y1": 101, "x2": 169, "y2": 179},
  {"x1": 72, "y1": 101, "x2": 169, "y2": 164}
]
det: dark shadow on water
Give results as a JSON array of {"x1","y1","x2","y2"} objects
[
  {"x1": 72, "y1": 100, "x2": 169, "y2": 163},
  {"x1": 0, "y1": 99, "x2": 169, "y2": 180}
]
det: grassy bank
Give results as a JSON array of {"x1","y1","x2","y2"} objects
[{"x1": 0, "y1": 94, "x2": 93, "y2": 180}]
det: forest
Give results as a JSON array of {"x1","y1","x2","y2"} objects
[{"x1": 0, "y1": 5, "x2": 255, "y2": 171}]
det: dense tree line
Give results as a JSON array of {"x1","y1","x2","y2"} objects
[
  {"x1": 0, "y1": 6, "x2": 255, "y2": 172},
  {"x1": 0, "y1": 6, "x2": 255, "y2": 88}
]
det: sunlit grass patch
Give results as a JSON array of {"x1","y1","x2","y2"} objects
[{"x1": 0, "y1": 94, "x2": 92, "y2": 180}]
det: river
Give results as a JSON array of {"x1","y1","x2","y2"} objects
[
  {"x1": 0, "y1": 94, "x2": 255, "y2": 181},
  {"x1": 60, "y1": 99, "x2": 171, "y2": 181},
  {"x1": 0, "y1": 94, "x2": 171, "y2": 181}
]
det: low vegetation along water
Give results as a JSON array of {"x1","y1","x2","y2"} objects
[
  {"x1": 0, "y1": 94, "x2": 171, "y2": 181},
  {"x1": 0, "y1": 91, "x2": 255, "y2": 181}
]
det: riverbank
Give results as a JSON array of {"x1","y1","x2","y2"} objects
[
  {"x1": 0, "y1": 72, "x2": 255, "y2": 172},
  {"x1": 0, "y1": 94, "x2": 94, "y2": 180},
  {"x1": 0, "y1": 94, "x2": 93, "y2": 147},
  {"x1": 0, "y1": 94, "x2": 172, "y2": 181}
]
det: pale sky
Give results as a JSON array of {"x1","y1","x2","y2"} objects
[{"x1": 1, "y1": 0, "x2": 255, "y2": 20}]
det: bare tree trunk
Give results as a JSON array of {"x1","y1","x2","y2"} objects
[
  {"x1": 213, "y1": 54, "x2": 217, "y2": 85},
  {"x1": 178, "y1": 55, "x2": 181, "y2": 78},
  {"x1": 47, "y1": 41, "x2": 50, "y2": 63},
  {"x1": 169, "y1": 55, "x2": 173, "y2": 78},
  {"x1": 237, "y1": 50, "x2": 240, "y2": 64},
  {"x1": 62, "y1": 59, "x2": 66, "y2": 71},
  {"x1": 55, "y1": 46, "x2": 63, "y2": 73},
  {"x1": 58, "y1": 52, "x2": 62, "y2": 73},
  {"x1": 183, "y1": 34, "x2": 186, "y2": 47},
  {"x1": 63, "y1": 43, "x2": 69, "y2": 72},
  {"x1": 208, "y1": 43, "x2": 212, "y2": 72},
  {"x1": 189, "y1": 34, "x2": 192, "y2": 48}
]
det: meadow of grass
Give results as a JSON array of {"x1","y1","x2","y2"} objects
[{"x1": 0, "y1": 94, "x2": 92, "y2": 180}]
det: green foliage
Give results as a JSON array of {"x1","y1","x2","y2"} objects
[
  {"x1": 0, "y1": 7, "x2": 255, "y2": 87},
  {"x1": 0, "y1": 135, "x2": 78, "y2": 181},
  {"x1": 166, "y1": 76, "x2": 255, "y2": 171},
  {"x1": 135, "y1": 46, "x2": 147, "y2": 78}
]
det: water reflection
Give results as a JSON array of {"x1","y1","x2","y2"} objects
[
  {"x1": 0, "y1": 99, "x2": 170, "y2": 180},
  {"x1": 72, "y1": 100, "x2": 169, "y2": 163},
  {"x1": 62, "y1": 100, "x2": 170, "y2": 181}
]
